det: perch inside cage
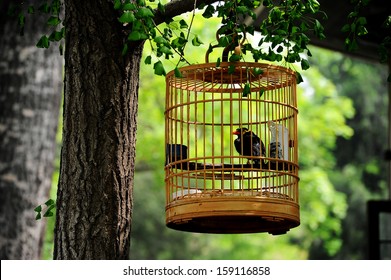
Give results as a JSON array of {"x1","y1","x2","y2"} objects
[{"x1": 164, "y1": 62, "x2": 299, "y2": 235}]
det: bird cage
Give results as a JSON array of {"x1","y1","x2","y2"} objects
[{"x1": 164, "y1": 61, "x2": 299, "y2": 235}]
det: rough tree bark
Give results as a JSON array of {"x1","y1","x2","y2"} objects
[
  {"x1": 53, "y1": 0, "x2": 143, "y2": 259},
  {"x1": 0, "y1": 0, "x2": 63, "y2": 259},
  {"x1": 53, "y1": 0, "x2": 216, "y2": 259}
]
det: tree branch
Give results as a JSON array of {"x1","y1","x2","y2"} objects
[{"x1": 154, "y1": 0, "x2": 218, "y2": 26}]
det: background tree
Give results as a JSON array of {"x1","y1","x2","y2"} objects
[
  {"x1": 0, "y1": 0, "x2": 63, "y2": 259},
  {"x1": 308, "y1": 47, "x2": 389, "y2": 259}
]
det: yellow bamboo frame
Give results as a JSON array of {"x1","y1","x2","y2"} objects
[{"x1": 164, "y1": 62, "x2": 299, "y2": 234}]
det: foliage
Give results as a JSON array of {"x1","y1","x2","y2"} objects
[
  {"x1": 308, "y1": 47, "x2": 389, "y2": 259},
  {"x1": 9, "y1": 0, "x2": 65, "y2": 54},
  {"x1": 342, "y1": 0, "x2": 391, "y2": 81},
  {"x1": 114, "y1": 0, "x2": 326, "y2": 77},
  {"x1": 12, "y1": 0, "x2": 326, "y2": 79},
  {"x1": 34, "y1": 199, "x2": 56, "y2": 220},
  {"x1": 341, "y1": 0, "x2": 369, "y2": 52},
  {"x1": 290, "y1": 64, "x2": 354, "y2": 257}
]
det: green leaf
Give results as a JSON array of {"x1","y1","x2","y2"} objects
[
  {"x1": 314, "y1": 19, "x2": 325, "y2": 38},
  {"x1": 236, "y1": 6, "x2": 249, "y2": 14},
  {"x1": 179, "y1": 19, "x2": 188, "y2": 29},
  {"x1": 191, "y1": 35, "x2": 203, "y2": 46},
  {"x1": 171, "y1": 36, "x2": 187, "y2": 49},
  {"x1": 48, "y1": 30, "x2": 63, "y2": 42},
  {"x1": 18, "y1": 13, "x2": 25, "y2": 27},
  {"x1": 43, "y1": 211, "x2": 54, "y2": 217},
  {"x1": 51, "y1": 0, "x2": 61, "y2": 15},
  {"x1": 202, "y1": 5, "x2": 215, "y2": 18},
  {"x1": 341, "y1": 24, "x2": 350, "y2": 33},
  {"x1": 158, "y1": 2, "x2": 165, "y2": 13},
  {"x1": 357, "y1": 16, "x2": 367, "y2": 26},
  {"x1": 47, "y1": 16, "x2": 61, "y2": 26},
  {"x1": 154, "y1": 36, "x2": 168, "y2": 46},
  {"x1": 296, "y1": 72, "x2": 303, "y2": 84},
  {"x1": 43, "y1": 205, "x2": 55, "y2": 217},
  {"x1": 347, "y1": 38, "x2": 358, "y2": 51},
  {"x1": 128, "y1": 31, "x2": 148, "y2": 41},
  {"x1": 253, "y1": 68, "x2": 264, "y2": 75},
  {"x1": 228, "y1": 65, "x2": 236, "y2": 74},
  {"x1": 357, "y1": 26, "x2": 368, "y2": 36},
  {"x1": 243, "y1": 83, "x2": 251, "y2": 97},
  {"x1": 137, "y1": 7, "x2": 154, "y2": 18},
  {"x1": 301, "y1": 58, "x2": 310, "y2": 70},
  {"x1": 35, "y1": 212, "x2": 41, "y2": 220},
  {"x1": 158, "y1": 46, "x2": 173, "y2": 55},
  {"x1": 27, "y1": 6, "x2": 35, "y2": 14},
  {"x1": 153, "y1": 61, "x2": 166, "y2": 76},
  {"x1": 119, "y1": 11, "x2": 135, "y2": 23},
  {"x1": 122, "y1": 3, "x2": 136, "y2": 10},
  {"x1": 45, "y1": 199, "x2": 55, "y2": 206},
  {"x1": 36, "y1": 35, "x2": 50, "y2": 48},
  {"x1": 218, "y1": 35, "x2": 230, "y2": 47},
  {"x1": 216, "y1": 57, "x2": 221, "y2": 67},
  {"x1": 114, "y1": 0, "x2": 122, "y2": 10},
  {"x1": 174, "y1": 67, "x2": 183, "y2": 78},
  {"x1": 229, "y1": 54, "x2": 241, "y2": 62},
  {"x1": 259, "y1": 88, "x2": 265, "y2": 97},
  {"x1": 122, "y1": 43, "x2": 128, "y2": 56},
  {"x1": 167, "y1": 21, "x2": 179, "y2": 30},
  {"x1": 144, "y1": 55, "x2": 152, "y2": 65},
  {"x1": 34, "y1": 205, "x2": 42, "y2": 212}
]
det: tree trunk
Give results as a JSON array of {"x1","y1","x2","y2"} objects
[
  {"x1": 0, "y1": 1, "x2": 63, "y2": 259},
  {"x1": 53, "y1": 0, "x2": 143, "y2": 259}
]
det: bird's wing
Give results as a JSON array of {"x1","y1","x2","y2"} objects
[{"x1": 252, "y1": 141, "x2": 261, "y2": 156}]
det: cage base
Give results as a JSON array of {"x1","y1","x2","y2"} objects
[{"x1": 166, "y1": 197, "x2": 299, "y2": 235}]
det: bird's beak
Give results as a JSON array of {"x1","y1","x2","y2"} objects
[{"x1": 232, "y1": 131, "x2": 240, "y2": 135}]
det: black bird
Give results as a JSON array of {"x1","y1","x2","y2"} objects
[{"x1": 233, "y1": 127, "x2": 266, "y2": 165}]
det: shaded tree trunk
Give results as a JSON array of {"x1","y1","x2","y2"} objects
[
  {"x1": 0, "y1": 0, "x2": 63, "y2": 259},
  {"x1": 53, "y1": 0, "x2": 142, "y2": 259}
]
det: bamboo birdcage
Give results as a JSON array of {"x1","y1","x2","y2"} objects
[{"x1": 164, "y1": 61, "x2": 299, "y2": 235}]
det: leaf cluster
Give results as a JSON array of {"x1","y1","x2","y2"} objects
[
  {"x1": 116, "y1": 0, "x2": 327, "y2": 78},
  {"x1": 255, "y1": 0, "x2": 326, "y2": 70},
  {"x1": 10, "y1": 0, "x2": 65, "y2": 54},
  {"x1": 34, "y1": 199, "x2": 56, "y2": 220},
  {"x1": 341, "y1": 0, "x2": 369, "y2": 52},
  {"x1": 341, "y1": 0, "x2": 390, "y2": 81},
  {"x1": 117, "y1": 0, "x2": 204, "y2": 77}
]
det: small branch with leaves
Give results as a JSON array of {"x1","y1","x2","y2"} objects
[{"x1": 34, "y1": 199, "x2": 56, "y2": 220}]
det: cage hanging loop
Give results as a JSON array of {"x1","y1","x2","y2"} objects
[{"x1": 205, "y1": 31, "x2": 246, "y2": 63}]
